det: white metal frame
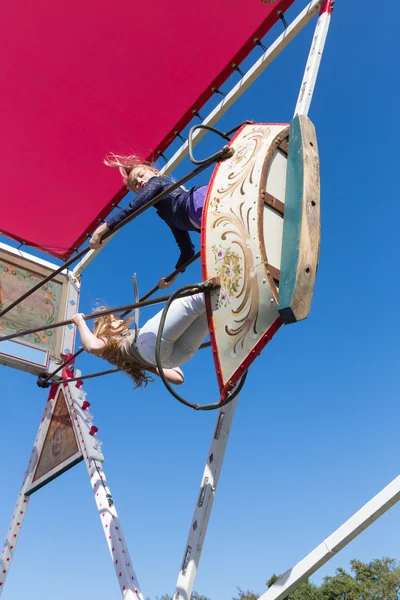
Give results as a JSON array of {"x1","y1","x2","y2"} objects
[
  {"x1": 0, "y1": 375, "x2": 142, "y2": 600},
  {"x1": 64, "y1": 376, "x2": 143, "y2": 600},
  {"x1": 172, "y1": 3, "x2": 333, "y2": 597},
  {"x1": 294, "y1": 0, "x2": 333, "y2": 117},
  {"x1": 174, "y1": 399, "x2": 238, "y2": 600},
  {"x1": 1, "y1": 2, "x2": 340, "y2": 598},
  {"x1": 259, "y1": 474, "x2": 400, "y2": 600}
]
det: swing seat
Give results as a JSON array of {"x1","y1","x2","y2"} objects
[{"x1": 202, "y1": 117, "x2": 320, "y2": 401}]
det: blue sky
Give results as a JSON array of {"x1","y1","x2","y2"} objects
[{"x1": 1, "y1": 1, "x2": 399, "y2": 599}]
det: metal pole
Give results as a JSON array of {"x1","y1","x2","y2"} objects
[
  {"x1": 259, "y1": 474, "x2": 400, "y2": 600},
  {"x1": 0, "y1": 391, "x2": 55, "y2": 593},
  {"x1": 293, "y1": 0, "x2": 334, "y2": 117},
  {"x1": 173, "y1": 397, "x2": 239, "y2": 600},
  {"x1": 64, "y1": 376, "x2": 144, "y2": 600},
  {"x1": 53, "y1": 342, "x2": 211, "y2": 386},
  {"x1": 0, "y1": 288, "x2": 201, "y2": 344},
  {"x1": 39, "y1": 252, "x2": 201, "y2": 386}
]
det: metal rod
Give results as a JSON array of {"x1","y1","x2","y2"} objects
[
  {"x1": 0, "y1": 153, "x2": 225, "y2": 320},
  {"x1": 277, "y1": 10, "x2": 289, "y2": 29},
  {"x1": 56, "y1": 368, "x2": 120, "y2": 385},
  {"x1": 41, "y1": 253, "x2": 202, "y2": 386},
  {"x1": 54, "y1": 342, "x2": 212, "y2": 386},
  {"x1": 0, "y1": 289, "x2": 201, "y2": 344},
  {"x1": 139, "y1": 252, "x2": 201, "y2": 303},
  {"x1": 46, "y1": 348, "x2": 84, "y2": 380}
]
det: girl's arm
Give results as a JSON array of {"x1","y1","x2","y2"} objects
[
  {"x1": 71, "y1": 314, "x2": 106, "y2": 354},
  {"x1": 148, "y1": 366, "x2": 184, "y2": 385},
  {"x1": 90, "y1": 178, "x2": 169, "y2": 248},
  {"x1": 170, "y1": 226, "x2": 195, "y2": 269},
  {"x1": 106, "y1": 178, "x2": 168, "y2": 230}
]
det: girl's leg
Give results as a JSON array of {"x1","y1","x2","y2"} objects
[
  {"x1": 168, "y1": 312, "x2": 208, "y2": 367},
  {"x1": 136, "y1": 293, "x2": 207, "y2": 367}
]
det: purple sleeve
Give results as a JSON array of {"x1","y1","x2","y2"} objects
[{"x1": 106, "y1": 177, "x2": 169, "y2": 230}]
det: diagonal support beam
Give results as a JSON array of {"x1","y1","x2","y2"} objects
[
  {"x1": 173, "y1": 397, "x2": 239, "y2": 600},
  {"x1": 259, "y1": 474, "x2": 400, "y2": 600},
  {"x1": 294, "y1": 0, "x2": 334, "y2": 117}
]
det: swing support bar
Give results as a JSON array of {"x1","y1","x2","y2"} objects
[
  {"x1": 0, "y1": 151, "x2": 230, "y2": 321},
  {"x1": 0, "y1": 288, "x2": 203, "y2": 345}
]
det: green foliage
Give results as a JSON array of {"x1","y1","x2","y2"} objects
[
  {"x1": 156, "y1": 593, "x2": 210, "y2": 600},
  {"x1": 266, "y1": 575, "x2": 320, "y2": 600},
  {"x1": 231, "y1": 588, "x2": 259, "y2": 600},
  {"x1": 156, "y1": 558, "x2": 400, "y2": 600},
  {"x1": 264, "y1": 558, "x2": 400, "y2": 600},
  {"x1": 319, "y1": 558, "x2": 400, "y2": 600}
]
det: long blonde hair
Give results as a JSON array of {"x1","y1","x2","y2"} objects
[
  {"x1": 104, "y1": 153, "x2": 158, "y2": 193},
  {"x1": 93, "y1": 311, "x2": 153, "y2": 389}
]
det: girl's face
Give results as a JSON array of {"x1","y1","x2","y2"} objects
[
  {"x1": 110, "y1": 315, "x2": 124, "y2": 329},
  {"x1": 129, "y1": 166, "x2": 157, "y2": 193}
]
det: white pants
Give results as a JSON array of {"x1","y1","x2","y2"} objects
[{"x1": 136, "y1": 293, "x2": 208, "y2": 368}]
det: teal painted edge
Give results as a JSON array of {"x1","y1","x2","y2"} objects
[
  {"x1": 25, "y1": 455, "x2": 84, "y2": 496},
  {"x1": 278, "y1": 116, "x2": 304, "y2": 324}
]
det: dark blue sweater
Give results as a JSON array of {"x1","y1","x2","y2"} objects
[{"x1": 106, "y1": 177, "x2": 199, "y2": 268}]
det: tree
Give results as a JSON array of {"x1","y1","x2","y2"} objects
[
  {"x1": 231, "y1": 589, "x2": 259, "y2": 600},
  {"x1": 319, "y1": 558, "x2": 400, "y2": 600},
  {"x1": 156, "y1": 558, "x2": 400, "y2": 600},
  {"x1": 266, "y1": 575, "x2": 320, "y2": 600},
  {"x1": 156, "y1": 592, "x2": 210, "y2": 600},
  {"x1": 265, "y1": 558, "x2": 400, "y2": 600}
]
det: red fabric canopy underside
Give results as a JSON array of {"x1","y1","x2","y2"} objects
[{"x1": 0, "y1": 0, "x2": 295, "y2": 259}]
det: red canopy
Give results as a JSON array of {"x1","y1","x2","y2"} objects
[{"x1": 0, "y1": 0, "x2": 295, "y2": 259}]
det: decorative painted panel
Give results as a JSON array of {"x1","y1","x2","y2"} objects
[
  {"x1": 0, "y1": 245, "x2": 70, "y2": 376},
  {"x1": 0, "y1": 260, "x2": 63, "y2": 353},
  {"x1": 202, "y1": 123, "x2": 289, "y2": 400}
]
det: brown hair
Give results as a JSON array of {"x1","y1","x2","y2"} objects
[
  {"x1": 93, "y1": 310, "x2": 154, "y2": 389},
  {"x1": 104, "y1": 153, "x2": 159, "y2": 193}
]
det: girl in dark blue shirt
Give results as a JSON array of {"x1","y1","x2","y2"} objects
[{"x1": 91, "y1": 154, "x2": 208, "y2": 287}]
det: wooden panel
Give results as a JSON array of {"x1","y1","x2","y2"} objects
[
  {"x1": 278, "y1": 115, "x2": 320, "y2": 323},
  {"x1": 202, "y1": 123, "x2": 288, "y2": 400}
]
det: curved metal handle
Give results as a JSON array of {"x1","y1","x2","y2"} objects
[{"x1": 188, "y1": 124, "x2": 233, "y2": 166}]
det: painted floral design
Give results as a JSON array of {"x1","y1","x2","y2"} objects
[
  {"x1": 0, "y1": 260, "x2": 62, "y2": 351},
  {"x1": 212, "y1": 246, "x2": 242, "y2": 308},
  {"x1": 204, "y1": 124, "x2": 287, "y2": 392}
]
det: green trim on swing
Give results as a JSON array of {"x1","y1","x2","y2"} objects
[
  {"x1": 278, "y1": 115, "x2": 320, "y2": 323},
  {"x1": 278, "y1": 116, "x2": 304, "y2": 323}
]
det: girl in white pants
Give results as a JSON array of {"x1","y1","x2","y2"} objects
[{"x1": 71, "y1": 293, "x2": 208, "y2": 388}]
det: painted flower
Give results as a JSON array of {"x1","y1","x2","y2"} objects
[
  {"x1": 224, "y1": 262, "x2": 236, "y2": 280},
  {"x1": 216, "y1": 248, "x2": 226, "y2": 262},
  {"x1": 220, "y1": 288, "x2": 231, "y2": 304}
]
